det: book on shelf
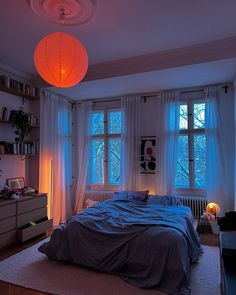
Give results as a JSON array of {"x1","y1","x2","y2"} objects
[
  {"x1": 0, "y1": 74, "x2": 40, "y2": 97},
  {"x1": 0, "y1": 106, "x2": 38, "y2": 124},
  {"x1": 28, "y1": 113, "x2": 38, "y2": 126},
  {"x1": 0, "y1": 141, "x2": 39, "y2": 155},
  {"x1": 0, "y1": 141, "x2": 11, "y2": 154},
  {"x1": 0, "y1": 75, "x2": 5, "y2": 86},
  {"x1": 19, "y1": 82, "x2": 24, "y2": 92},
  {"x1": 0, "y1": 141, "x2": 5, "y2": 154},
  {"x1": 0, "y1": 75, "x2": 10, "y2": 87},
  {"x1": 0, "y1": 106, "x2": 14, "y2": 121}
]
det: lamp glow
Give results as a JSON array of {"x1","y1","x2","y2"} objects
[
  {"x1": 206, "y1": 202, "x2": 220, "y2": 216},
  {"x1": 34, "y1": 32, "x2": 88, "y2": 88}
]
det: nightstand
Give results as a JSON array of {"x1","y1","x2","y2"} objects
[{"x1": 197, "y1": 219, "x2": 212, "y2": 234}]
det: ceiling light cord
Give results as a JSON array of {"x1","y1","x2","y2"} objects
[
  {"x1": 59, "y1": 8, "x2": 66, "y2": 25},
  {"x1": 59, "y1": 8, "x2": 66, "y2": 33}
]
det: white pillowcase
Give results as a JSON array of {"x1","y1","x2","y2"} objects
[{"x1": 85, "y1": 199, "x2": 100, "y2": 208}]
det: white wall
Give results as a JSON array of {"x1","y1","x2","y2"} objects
[
  {"x1": 137, "y1": 96, "x2": 161, "y2": 194},
  {"x1": 219, "y1": 85, "x2": 235, "y2": 212},
  {"x1": 234, "y1": 78, "x2": 236, "y2": 211}
]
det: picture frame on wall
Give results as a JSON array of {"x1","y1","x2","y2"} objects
[
  {"x1": 7, "y1": 177, "x2": 25, "y2": 191},
  {"x1": 140, "y1": 136, "x2": 156, "y2": 174}
]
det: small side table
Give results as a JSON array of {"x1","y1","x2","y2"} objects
[{"x1": 197, "y1": 219, "x2": 212, "y2": 234}]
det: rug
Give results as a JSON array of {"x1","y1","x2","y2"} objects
[{"x1": 0, "y1": 239, "x2": 221, "y2": 295}]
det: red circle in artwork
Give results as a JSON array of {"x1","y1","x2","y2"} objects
[{"x1": 146, "y1": 147, "x2": 153, "y2": 155}]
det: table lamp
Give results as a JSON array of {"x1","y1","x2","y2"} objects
[{"x1": 206, "y1": 202, "x2": 220, "y2": 218}]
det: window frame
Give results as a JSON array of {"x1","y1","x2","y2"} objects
[
  {"x1": 176, "y1": 93, "x2": 206, "y2": 195},
  {"x1": 89, "y1": 108, "x2": 122, "y2": 191}
]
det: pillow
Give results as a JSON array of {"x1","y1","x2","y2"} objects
[
  {"x1": 114, "y1": 191, "x2": 129, "y2": 199},
  {"x1": 127, "y1": 191, "x2": 149, "y2": 201},
  {"x1": 148, "y1": 195, "x2": 183, "y2": 206},
  {"x1": 114, "y1": 191, "x2": 149, "y2": 202},
  {"x1": 85, "y1": 199, "x2": 100, "y2": 208}
]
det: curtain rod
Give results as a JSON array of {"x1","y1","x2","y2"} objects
[
  {"x1": 141, "y1": 84, "x2": 230, "y2": 99},
  {"x1": 93, "y1": 98, "x2": 120, "y2": 103},
  {"x1": 76, "y1": 97, "x2": 121, "y2": 105},
  {"x1": 74, "y1": 82, "x2": 232, "y2": 103},
  {"x1": 180, "y1": 88, "x2": 203, "y2": 94},
  {"x1": 140, "y1": 89, "x2": 203, "y2": 99},
  {"x1": 140, "y1": 94, "x2": 157, "y2": 99}
]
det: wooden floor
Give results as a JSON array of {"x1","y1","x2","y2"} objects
[
  {"x1": 0, "y1": 282, "x2": 49, "y2": 295},
  {"x1": 200, "y1": 232, "x2": 219, "y2": 247},
  {"x1": 0, "y1": 231, "x2": 219, "y2": 295},
  {"x1": 0, "y1": 233, "x2": 49, "y2": 262}
]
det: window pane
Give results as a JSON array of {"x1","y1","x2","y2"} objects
[
  {"x1": 108, "y1": 138, "x2": 121, "y2": 185},
  {"x1": 179, "y1": 104, "x2": 188, "y2": 130},
  {"x1": 194, "y1": 103, "x2": 205, "y2": 129},
  {"x1": 194, "y1": 134, "x2": 206, "y2": 188},
  {"x1": 176, "y1": 135, "x2": 189, "y2": 187},
  {"x1": 91, "y1": 112, "x2": 104, "y2": 135},
  {"x1": 108, "y1": 111, "x2": 122, "y2": 134},
  {"x1": 91, "y1": 139, "x2": 104, "y2": 184}
]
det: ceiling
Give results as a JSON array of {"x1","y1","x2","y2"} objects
[{"x1": 1, "y1": 0, "x2": 236, "y2": 100}]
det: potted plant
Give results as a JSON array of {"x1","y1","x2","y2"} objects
[{"x1": 11, "y1": 109, "x2": 31, "y2": 143}]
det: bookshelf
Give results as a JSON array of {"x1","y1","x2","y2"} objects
[
  {"x1": 0, "y1": 85, "x2": 39, "y2": 100},
  {"x1": 0, "y1": 81, "x2": 40, "y2": 190}
]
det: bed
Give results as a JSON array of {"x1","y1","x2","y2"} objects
[{"x1": 39, "y1": 194, "x2": 202, "y2": 295}]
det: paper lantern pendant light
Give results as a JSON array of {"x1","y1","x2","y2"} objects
[{"x1": 34, "y1": 32, "x2": 88, "y2": 88}]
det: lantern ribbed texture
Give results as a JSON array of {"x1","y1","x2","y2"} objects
[{"x1": 34, "y1": 32, "x2": 88, "y2": 88}]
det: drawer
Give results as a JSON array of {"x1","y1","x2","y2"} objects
[
  {"x1": 17, "y1": 196, "x2": 47, "y2": 214},
  {"x1": 0, "y1": 203, "x2": 16, "y2": 220},
  {"x1": 17, "y1": 207, "x2": 47, "y2": 227},
  {"x1": 0, "y1": 230, "x2": 16, "y2": 248},
  {"x1": 0, "y1": 216, "x2": 16, "y2": 234},
  {"x1": 17, "y1": 219, "x2": 53, "y2": 243}
]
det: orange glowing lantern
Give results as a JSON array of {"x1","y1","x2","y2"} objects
[{"x1": 34, "y1": 32, "x2": 88, "y2": 88}]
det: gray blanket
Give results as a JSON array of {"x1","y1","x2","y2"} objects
[{"x1": 39, "y1": 198, "x2": 202, "y2": 295}]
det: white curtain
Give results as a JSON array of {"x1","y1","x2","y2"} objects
[
  {"x1": 73, "y1": 101, "x2": 92, "y2": 213},
  {"x1": 39, "y1": 90, "x2": 72, "y2": 225},
  {"x1": 234, "y1": 79, "x2": 236, "y2": 211},
  {"x1": 121, "y1": 96, "x2": 140, "y2": 190},
  {"x1": 205, "y1": 86, "x2": 234, "y2": 215},
  {"x1": 158, "y1": 91, "x2": 180, "y2": 195}
]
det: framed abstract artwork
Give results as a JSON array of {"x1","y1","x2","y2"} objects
[{"x1": 140, "y1": 136, "x2": 156, "y2": 174}]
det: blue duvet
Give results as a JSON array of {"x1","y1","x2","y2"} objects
[{"x1": 39, "y1": 198, "x2": 202, "y2": 295}]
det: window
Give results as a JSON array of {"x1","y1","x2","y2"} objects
[
  {"x1": 176, "y1": 101, "x2": 206, "y2": 191},
  {"x1": 89, "y1": 109, "x2": 122, "y2": 189}
]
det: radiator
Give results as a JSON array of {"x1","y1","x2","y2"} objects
[
  {"x1": 180, "y1": 196, "x2": 208, "y2": 220},
  {"x1": 85, "y1": 190, "x2": 114, "y2": 202}
]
